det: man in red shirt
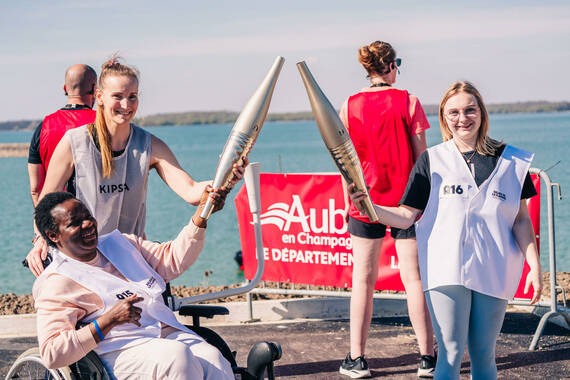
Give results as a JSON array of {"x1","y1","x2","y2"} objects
[{"x1": 28, "y1": 64, "x2": 97, "y2": 206}]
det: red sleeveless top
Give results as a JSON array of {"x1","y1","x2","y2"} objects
[
  {"x1": 39, "y1": 108, "x2": 95, "y2": 170},
  {"x1": 346, "y1": 89, "x2": 417, "y2": 222}
]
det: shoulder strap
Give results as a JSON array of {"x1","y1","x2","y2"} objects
[{"x1": 98, "y1": 231, "x2": 166, "y2": 295}]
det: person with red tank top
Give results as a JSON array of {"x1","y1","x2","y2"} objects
[
  {"x1": 39, "y1": 106, "x2": 95, "y2": 170},
  {"x1": 338, "y1": 41, "x2": 435, "y2": 379},
  {"x1": 28, "y1": 64, "x2": 97, "y2": 207}
]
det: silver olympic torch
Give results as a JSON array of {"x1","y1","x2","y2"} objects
[
  {"x1": 297, "y1": 61, "x2": 379, "y2": 222},
  {"x1": 200, "y1": 56, "x2": 285, "y2": 219}
]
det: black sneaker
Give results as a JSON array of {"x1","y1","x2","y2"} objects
[
  {"x1": 417, "y1": 355, "x2": 436, "y2": 378},
  {"x1": 339, "y1": 353, "x2": 371, "y2": 378}
]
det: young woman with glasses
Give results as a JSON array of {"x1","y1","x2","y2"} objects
[
  {"x1": 348, "y1": 81, "x2": 542, "y2": 379},
  {"x1": 338, "y1": 40, "x2": 435, "y2": 378}
]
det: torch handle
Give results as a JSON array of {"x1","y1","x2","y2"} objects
[
  {"x1": 359, "y1": 196, "x2": 379, "y2": 222},
  {"x1": 200, "y1": 197, "x2": 215, "y2": 219}
]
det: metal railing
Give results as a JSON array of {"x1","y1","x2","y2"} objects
[
  {"x1": 527, "y1": 168, "x2": 569, "y2": 350},
  {"x1": 173, "y1": 166, "x2": 568, "y2": 350},
  {"x1": 171, "y1": 162, "x2": 265, "y2": 310},
  {"x1": 247, "y1": 168, "x2": 569, "y2": 350}
]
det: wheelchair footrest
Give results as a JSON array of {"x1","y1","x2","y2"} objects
[{"x1": 178, "y1": 305, "x2": 229, "y2": 318}]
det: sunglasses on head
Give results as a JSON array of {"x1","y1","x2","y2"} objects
[{"x1": 384, "y1": 58, "x2": 402, "y2": 75}]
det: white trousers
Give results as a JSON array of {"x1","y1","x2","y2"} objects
[{"x1": 99, "y1": 329, "x2": 234, "y2": 380}]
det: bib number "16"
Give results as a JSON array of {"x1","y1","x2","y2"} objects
[{"x1": 443, "y1": 184, "x2": 464, "y2": 195}]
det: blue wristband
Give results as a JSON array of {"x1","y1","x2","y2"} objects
[{"x1": 93, "y1": 320, "x2": 104, "y2": 340}]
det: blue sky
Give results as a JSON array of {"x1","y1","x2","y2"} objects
[{"x1": 1, "y1": 1, "x2": 569, "y2": 121}]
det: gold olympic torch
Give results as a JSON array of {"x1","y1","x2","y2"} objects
[
  {"x1": 297, "y1": 61, "x2": 379, "y2": 222},
  {"x1": 201, "y1": 56, "x2": 285, "y2": 219}
]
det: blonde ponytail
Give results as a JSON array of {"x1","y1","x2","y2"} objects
[{"x1": 88, "y1": 109, "x2": 114, "y2": 178}]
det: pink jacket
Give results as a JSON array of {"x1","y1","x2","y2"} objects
[{"x1": 33, "y1": 220, "x2": 205, "y2": 368}]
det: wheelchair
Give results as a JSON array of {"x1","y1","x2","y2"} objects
[
  {"x1": 6, "y1": 286, "x2": 282, "y2": 380},
  {"x1": 9, "y1": 163, "x2": 279, "y2": 379}
]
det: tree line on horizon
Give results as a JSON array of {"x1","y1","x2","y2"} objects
[{"x1": 2, "y1": 101, "x2": 569, "y2": 131}]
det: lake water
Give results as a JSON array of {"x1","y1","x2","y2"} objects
[{"x1": 1, "y1": 113, "x2": 569, "y2": 294}]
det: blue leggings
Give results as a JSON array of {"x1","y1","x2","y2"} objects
[{"x1": 425, "y1": 286, "x2": 507, "y2": 380}]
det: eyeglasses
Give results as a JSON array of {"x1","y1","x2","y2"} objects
[
  {"x1": 395, "y1": 58, "x2": 401, "y2": 67},
  {"x1": 444, "y1": 106, "x2": 480, "y2": 122}
]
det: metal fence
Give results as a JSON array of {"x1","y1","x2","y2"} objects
[{"x1": 177, "y1": 167, "x2": 569, "y2": 351}]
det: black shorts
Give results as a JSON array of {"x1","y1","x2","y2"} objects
[{"x1": 347, "y1": 216, "x2": 415, "y2": 239}]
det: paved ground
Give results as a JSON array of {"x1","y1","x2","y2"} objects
[{"x1": 1, "y1": 312, "x2": 569, "y2": 379}]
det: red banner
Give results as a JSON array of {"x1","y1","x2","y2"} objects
[{"x1": 235, "y1": 173, "x2": 541, "y2": 298}]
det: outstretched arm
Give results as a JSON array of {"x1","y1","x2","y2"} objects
[
  {"x1": 513, "y1": 199, "x2": 542, "y2": 304},
  {"x1": 128, "y1": 185, "x2": 235, "y2": 282},
  {"x1": 347, "y1": 183, "x2": 421, "y2": 230},
  {"x1": 150, "y1": 134, "x2": 247, "y2": 205},
  {"x1": 150, "y1": 135, "x2": 208, "y2": 205}
]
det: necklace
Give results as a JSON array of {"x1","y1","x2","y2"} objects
[
  {"x1": 370, "y1": 82, "x2": 391, "y2": 88},
  {"x1": 65, "y1": 104, "x2": 91, "y2": 109},
  {"x1": 461, "y1": 150, "x2": 477, "y2": 163}
]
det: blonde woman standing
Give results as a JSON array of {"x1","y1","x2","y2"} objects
[
  {"x1": 26, "y1": 56, "x2": 243, "y2": 276},
  {"x1": 339, "y1": 41, "x2": 435, "y2": 378},
  {"x1": 349, "y1": 81, "x2": 542, "y2": 379}
]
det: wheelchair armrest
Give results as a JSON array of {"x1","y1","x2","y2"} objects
[
  {"x1": 179, "y1": 305, "x2": 230, "y2": 327},
  {"x1": 178, "y1": 305, "x2": 229, "y2": 318}
]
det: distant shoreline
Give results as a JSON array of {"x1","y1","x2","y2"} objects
[
  {"x1": 0, "y1": 143, "x2": 28, "y2": 158},
  {"x1": 1, "y1": 101, "x2": 569, "y2": 131},
  {"x1": 1, "y1": 107, "x2": 569, "y2": 158}
]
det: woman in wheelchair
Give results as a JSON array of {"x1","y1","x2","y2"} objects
[{"x1": 32, "y1": 189, "x2": 236, "y2": 380}]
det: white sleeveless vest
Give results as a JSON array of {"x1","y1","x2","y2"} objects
[
  {"x1": 415, "y1": 141, "x2": 533, "y2": 300},
  {"x1": 67, "y1": 125, "x2": 151, "y2": 237},
  {"x1": 38, "y1": 231, "x2": 192, "y2": 355}
]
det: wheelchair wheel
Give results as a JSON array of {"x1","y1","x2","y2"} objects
[
  {"x1": 68, "y1": 351, "x2": 111, "y2": 380},
  {"x1": 5, "y1": 347, "x2": 72, "y2": 380},
  {"x1": 187, "y1": 325, "x2": 238, "y2": 368}
]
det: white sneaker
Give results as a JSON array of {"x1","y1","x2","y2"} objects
[
  {"x1": 339, "y1": 354, "x2": 372, "y2": 378},
  {"x1": 417, "y1": 355, "x2": 436, "y2": 378}
]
